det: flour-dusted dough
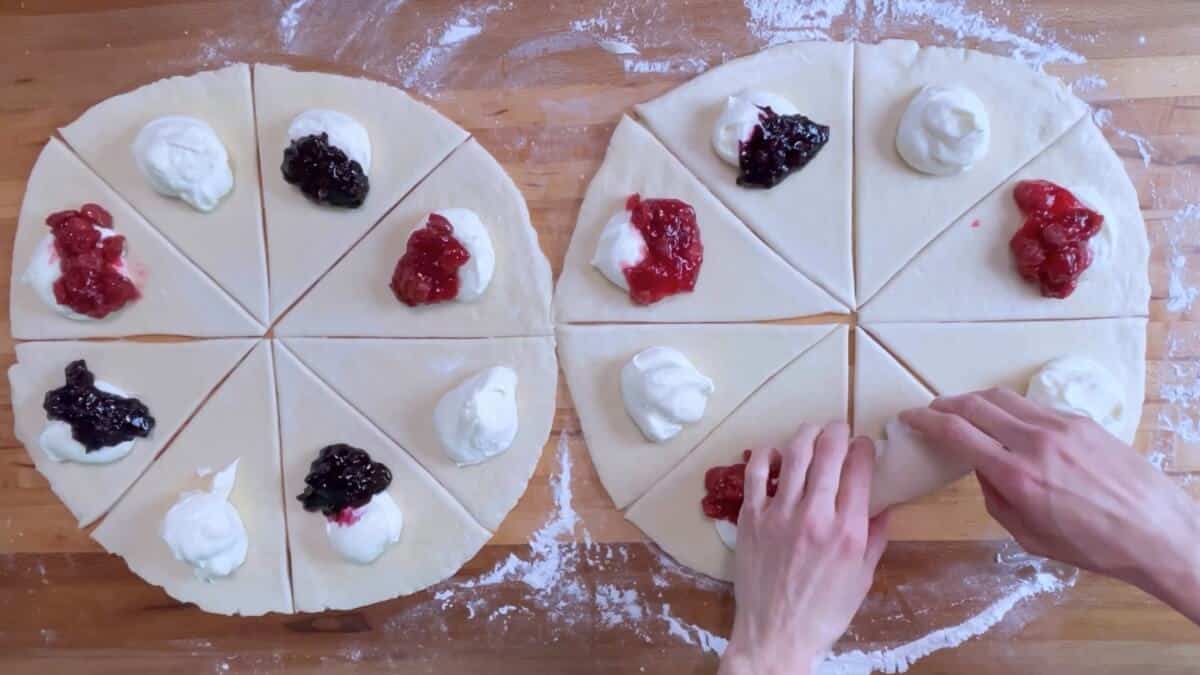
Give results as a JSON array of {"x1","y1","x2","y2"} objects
[
  {"x1": 635, "y1": 42, "x2": 854, "y2": 307},
  {"x1": 92, "y1": 342, "x2": 292, "y2": 615},
  {"x1": 625, "y1": 326, "x2": 848, "y2": 581},
  {"x1": 554, "y1": 117, "x2": 845, "y2": 323},
  {"x1": 10, "y1": 139, "x2": 263, "y2": 339},
  {"x1": 861, "y1": 118, "x2": 1150, "y2": 323},
  {"x1": 275, "y1": 140, "x2": 553, "y2": 338},
  {"x1": 854, "y1": 40, "x2": 1088, "y2": 305},
  {"x1": 560, "y1": 323, "x2": 836, "y2": 509},
  {"x1": 8, "y1": 339, "x2": 255, "y2": 526},
  {"x1": 280, "y1": 336, "x2": 556, "y2": 531},
  {"x1": 866, "y1": 318, "x2": 1147, "y2": 444},
  {"x1": 59, "y1": 64, "x2": 269, "y2": 324},
  {"x1": 274, "y1": 343, "x2": 491, "y2": 613},
  {"x1": 252, "y1": 64, "x2": 469, "y2": 321}
]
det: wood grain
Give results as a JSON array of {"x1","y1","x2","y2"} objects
[{"x1": 2, "y1": 1, "x2": 1199, "y2": 673}]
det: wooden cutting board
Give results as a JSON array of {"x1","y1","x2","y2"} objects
[{"x1": 2, "y1": 1, "x2": 1199, "y2": 673}]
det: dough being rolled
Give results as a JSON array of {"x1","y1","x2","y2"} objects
[{"x1": 869, "y1": 418, "x2": 971, "y2": 516}]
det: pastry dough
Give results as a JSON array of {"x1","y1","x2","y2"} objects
[
  {"x1": 635, "y1": 42, "x2": 854, "y2": 307},
  {"x1": 625, "y1": 326, "x2": 848, "y2": 581},
  {"x1": 280, "y1": 336, "x2": 556, "y2": 531},
  {"x1": 8, "y1": 338, "x2": 255, "y2": 526},
  {"x1": 866, "y1": 317, "x2": 1147, "y2": 444},
  {"x1": 559, "y1": 323, "x2": 837, "y2": 509},
  {"x1": 854, "y1": 40, "x2": 1088, "y2": 305},
  {"x1": 273, "y1": 343, "x2": 491, "y2": 612},
  {"x1": 554, "y1": 116, "x2": 846, "y2": 323},
  {"x1": 252, "y1": 64, "x2": 469, "y2": 320},
  {"x1": 274, "y1": 140, "x2": 553, "y2": 338},
  {"x1": 853, "y1": 327, "x2": 935, "y2": 440},
  {"x1": 92, "y1": 341, "x2": 292, "y2": 615},
  {"x1": 59, "y1": 64, "x2": 269, "y2": 324},
  {"x1": 10, "y1": 139, "x2": 263, "y2": 339},
  {"x1": 860, "y1": 118, "x2": 1150, "y2": 323}
]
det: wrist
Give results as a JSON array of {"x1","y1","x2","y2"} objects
[{"x1": 1135, "y1": 501, "x2": 1200, "y2": 623}]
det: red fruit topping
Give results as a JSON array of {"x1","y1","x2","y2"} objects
[
  {"x1": 701, "y1": 449, "x2": 781, "y2": 524},
  {"x1": 45, "y1": 203, "x2": 139, "y2": 319},
  {"x1": 1008, "y1": 180, "x2": 1103, "y2": 299},
  {"x1": 621, "y1": 194, "x2": 704, "y2": 305},
  {"x1": 390, "y1": 213, "x2": 471, "y2": 306},
  {"x1": 332, "y1": 507, "x2": 362, "y2": 527}
]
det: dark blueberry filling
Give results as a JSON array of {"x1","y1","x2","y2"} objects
[
  {"x1": 737, "y1": 106, "x2": 829, "y2": 189},
  {"x1": 43, "y1": 360, "x2": 155, "y2": 451},
  {"x1": 281, "y1": 133, "x2": 370, "y2": 208},
  {"x1": 297, "y1": 444, "x2": 392, "y2": 518}
]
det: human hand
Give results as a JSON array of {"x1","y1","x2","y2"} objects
[
  {"x1": 902, "y1": 387, "x2": 1200, "y2": 623},
  {"x1": 719, "y1": 422, "x2": 890, "y2": 675}
]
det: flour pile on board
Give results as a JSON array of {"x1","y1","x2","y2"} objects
[{"x1": 744, "y1": 0, "x2": 852, "y2": 44}]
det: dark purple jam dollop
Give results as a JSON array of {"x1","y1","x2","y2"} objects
[
  {"x1": 737, "y1": 106, "x2": 829, "y2": 189},
  {"x1": 43, "y1": 360, "x2": 155, "y2": 451},
  {"x1": 281, "y1": 133, "x2": 370, "y2": 208},
  {"x1": 297, "y1": 444, "x2": 392, "y2": 518}
]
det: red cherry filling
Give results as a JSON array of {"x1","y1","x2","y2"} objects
[
  {"x1": 701, "y1": 450, "x2": 780, "y2": 524},
  {"x1": 390, "y1": 213, "x2": 471, "y2": 306},
  {"x1": 45, "y1": 203, "x2": 140, "y2": 319},
  {"x1": 621, "y1": 194, "x2": 704, "y2": 305},
  {"x1": 1008, "y1": 180, "x2": 1103, "y2": 299}
]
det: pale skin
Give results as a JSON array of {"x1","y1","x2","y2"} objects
[{"x1": 720, "y1": 390, "x2": 1200, "y2": 674}]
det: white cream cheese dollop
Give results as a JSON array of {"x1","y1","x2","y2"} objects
[
  {"x1": 436, "y1": 208, "x2": 495, "y2": 302},
  {"x1": 1067, "y1": 184, "x2": 1117, "y2": 276},
  {"x1": 434, "y1": 365, "x2": 520, "y2": 466},
  {"x1": 621, "y1": 347, "x2": 715, "y2": 443},
  {"x1": 22, "y1": 228, "x2": 130, "y2": 321},
  {"x1": 896, "y1": 85, "x2": 990, "y2": 176},
  {"x1": 714, "y1": 518, "x2": 738, "y2": 550},
  {"x1": 132, "y1": 116, "x2": 234, "y2": 212},
  {"x1": 591, "y1": 209, "x2": 647, "y2": 292},
  {"x1": 326, "y1": 492, "x2": 404, "y2": 564},
  {"x1": 711, "y1": 89, "x2": 800, "y2": 166},
  {"x1": 1026, "y1": 355, "x2": 1125, "y2": 436},
  {"x1": 288, "y1": 109, "x2": 372, "y2": 174},
  {"x1": 39, "y1": 379, "x2": 137, "y2": 464},
  {"x1": 161, "y1": 460, "x2": 248, "y2": 580}
]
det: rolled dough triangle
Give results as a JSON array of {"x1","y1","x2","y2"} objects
[
  {"x1": 554, "y1": 116, "x2": 846, "y2": 323},
  {"x1": 559, "y1": 322, "x2": 836, "y2": 509},
  {"x1": 274, "y1": 342, "x2": 491, "y2": 613},
  {"x1": 853, "y1": 327, "x2": 934, "y2": 440},
  {"x1": 92, "y1": 341, "x2": 292, "y2": 615},
  {"x1": 8, "y1": 338, "x2": 256, "y2": 526},
  {"x1": 280, "y1": 336, "x2": 556, "y2": 531},
  {"x1": 59, "y1": 64, "x2": 269, "y2": 324}
]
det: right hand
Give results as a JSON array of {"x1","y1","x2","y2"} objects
[{"x1": 901, "y1": 387, "x2": 1200, "y2": 623}]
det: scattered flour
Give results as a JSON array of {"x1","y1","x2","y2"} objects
[
  {"x1": 1093, "y1": 108, "x2": 1155, "y2": 167},
  {"x1": 744, "y1": 0, "x2": 852, "y2": 44},
  {"x1": 1070, "y1": 74, "x2": 1108, "y2": 95},
  {"x1": 660, "y1": 603, "x2": 730, "y2": 656}
]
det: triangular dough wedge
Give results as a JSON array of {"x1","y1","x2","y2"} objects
[
  {"x1": 275, "y1": 140, "x2": 552, "y2": 337},
  {"x1": 280, "y1": 336, "x2": 556, "y2": 531},
  {"x1": 274, "y1": 343, "x2": 491, "y2": 613},
  {"x1": 8, "y1": 338, "x2": 255, "y2": 526},
  {"x1": 59, "y1": 64, "x2": 269, "y2": 324},
  {"x1": 10, "y1": 139, "x2": 263, "y2": 339},
  {"x1": 860, "y1": 118, "x2": 1149, "y2": 322},
  {"x1": 625, "y1": 326, "x2": 848, "y2": 581},
  {"x1": 253, "y1": 64, "x2": 469, "y2": 320},
  {"x1": 866, "y1": 318, "x2": 1146, "y2": 444},
  {"x1": 854, "y1": 40, "x2": 1089, "y2": 305},
  {"x1": 92, "y1": 341, "x2": 291, "y2": 615},
  {"x1": 554, "y1": 117, "x2": 845, "y2": 323},
  {"x1": 635, "y1": 42, "x2": 854, "y2": 307},
  {"x1": 560, "y1": 323, "x2": 836, "y2": 510},
  {"x1": 853, "y1": 327, "x2": 934, "y2": 440}
]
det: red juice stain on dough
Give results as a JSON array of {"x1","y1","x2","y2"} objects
[
  {"x1": 701, "y1": 450, "x2": 780, "y2": 524},
  {"x1": 390, "y1": 213, "x2": 470, "y2": 306},
  {"x1": 45, "y1": 203, "x2": 140, "y2": 319},
  {"x1": 1009, "y1": 180, "x2": 1103, "y2": 299},
  {"x1": 621, "y1": 194, "x2": 704, "y2": 305}
]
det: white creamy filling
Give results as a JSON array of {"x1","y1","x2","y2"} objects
[
  {"x1": 434, "y1": 365, "x2": 520, "y2": 466},
  {"x1": 161, "y1": 459, "x2": 248, "y2": 580},
  {"x1": 326, "y1": 492, "x2": 404, "y2": 564},
  {"x1": 1026, "y1": 355, "x2": 1125, "y2": 437},
  {"x1": 22, "y1": 228, "x2": 130, "y2": 321},
  {"x1": 714, "y1": 517, "x2": 738, "y2": 550},
  {"x1": 1067, "y1": 184, "x2": 1118, "y2": 277},
  {"x1": 896, "y1": 85, "x2": 990, "y2": 176},
  {"x1": 288, "y1": 109, "x2": 372, "y2": 174},
  {"x1": 711, "y1": 89, "x2": 800, "y2": 167},
  {"x1": 39, "y1": 379, "x2": 136, "y2": 464},
  {"x1": 436, "y1": 208, "x2": 495, "y2": 302},
  {"x1": 591, "y1": 209, "x2": 647, "y2": 292},
  {"x1": 621, "y1": 346, "x2": 715, "y2": 443},
  {"x1": 132, "y1": 116, "x2": 233, "y2": 212}
]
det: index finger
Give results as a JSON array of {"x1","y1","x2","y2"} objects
[
  {"x1": 899, "y1": 407, "x2": 1024, "y2": 481},
  {"x1": 835, "y1": 436, "x2": 876, "y2": 520}
]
